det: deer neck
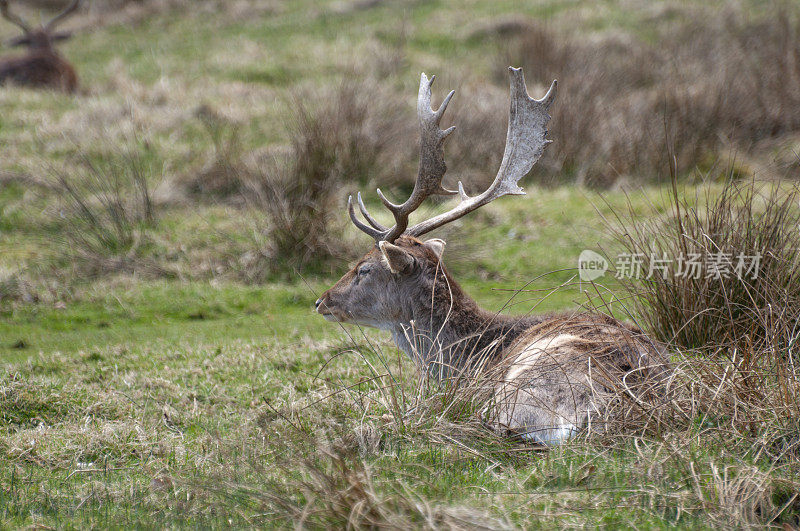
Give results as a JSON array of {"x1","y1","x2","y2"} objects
[{"x1": 389, "y1": 278, "x2": 538, "y2": 379}]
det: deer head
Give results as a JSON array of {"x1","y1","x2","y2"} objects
[
  {"x1": 316, "y1": 68, "x2": 557, "y2": 332},
  {"x1": 1, "y1": 0, "x2": 80, "y2": 51},
  {"x1": 315, "y1": 235, "x2": 450, "y2": 329}
]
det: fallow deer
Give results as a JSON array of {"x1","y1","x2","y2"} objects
[
  {"x1": 0, "y1": 0, "x2": 80, "y2": 93},
  {"x1": 315, "y1": 68, "x2": 668, "y2": 444}
]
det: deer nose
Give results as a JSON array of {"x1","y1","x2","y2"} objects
[{"x1": 315, "y1": 298, "x2": 323, "y2": 310}]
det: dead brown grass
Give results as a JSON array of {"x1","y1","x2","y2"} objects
[
  {"x1": 498, "y1": 6, "x2": 800, "y2": 185},
  {"x1": 583, "y1": 176, "x2": 800, "y2": 528},
  {"x1": 608, "y1": 174, "x2": 800, "y2": 356},
  {"x1": 250, "y1": 444, "x2": 513, "y2": 530},
  {"x1": 181, "y1": 105, "x2": 245, "y2": 200}
]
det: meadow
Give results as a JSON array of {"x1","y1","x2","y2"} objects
[{"x1": 2, "y1": 0, "x2": 800, "y2": 527}]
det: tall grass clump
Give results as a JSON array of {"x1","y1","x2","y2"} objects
[
  {"x1": 242, "y1": 80, "x2": 409, "y2": 277},
  {"x1": 54, "y1": 143, "x2": 160, "y2": 276},
  {"x1": 498, "y1": 6, "x2": 800, "y2": 185},
  {"x1": 604, "y1": 174, "x2": 800, "y2": 464},
  {"x1": 184, "y1": 104, "x2": 245, "y2": 199},
  {"x1": 610, "y1": 175, "x2": 800, "y2": 356}
]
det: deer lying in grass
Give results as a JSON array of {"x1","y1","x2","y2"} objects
[
  {"x1": 0, "y1": 0, "x2": 80, "y2": 93},
  {"x1": 316, "y1": 68, "x2": 668, "y2": 444}
]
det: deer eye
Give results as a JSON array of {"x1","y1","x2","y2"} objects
[{"x1": 357, "y1": 265, "x2": 371, "y2": 277}]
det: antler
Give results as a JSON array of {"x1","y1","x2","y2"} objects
[
  {"x1": 350, "y1": 72, "x2": 457, "y2": 242},
  {"x1": 0, "y1": 0, "x2": 32, "y2": 34},
  {"x1": 45, "y1": 0, "x2": 80, "y2": 31},
  {"x1": 408, "y1": 68, "x2": 556, "y2": 237},
  {"x1": 349, "y1": 67, "x2": 557, "y2": 244}
]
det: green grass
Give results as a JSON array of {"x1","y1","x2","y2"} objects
[{"x1": 0, "y1": 281, "x2": 325, "y2": 361}]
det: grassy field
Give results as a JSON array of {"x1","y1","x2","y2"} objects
[{"x1": 2, "y1": 0, "x2": 800, "y2": 528}]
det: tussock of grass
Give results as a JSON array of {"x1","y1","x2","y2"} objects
[
  {"x1": 52, "y1": 138, "x2": 162, "y2": 278},
  {"x1": 1, "y1": 374, "x2": 77, "y2": 429},
  {"x1": 239, "y1": 80, "x2": 410, "y2": 277},
  {"x1": 254, "y1": 445, "x2": 515, "y2": 529},
  {"x1": 0, "y1": 273, "x2": 38, "y2": 303},
  {"x1": 182, "y1": 104, "x2": 246, "y2": 199},
  {"x1": 608, "y1": 174, "x2": 800, "y2": 355},
  {"x1": 584, "y1": 175, "x2": 800, "y2": 526}
]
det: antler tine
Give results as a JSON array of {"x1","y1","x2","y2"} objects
[
  {"x1": 45, "y1": 0, "x2": 80, "y2": 31},
  {"x1": 0, "y1": 0, "x2": 32, "y2": 33},
  {"x1": 349, "y1": 72, "x2": 458, "y2": 243},
  {"x1": 357, "y1": 192, "x2": 387, "y2": 232},
  {"x1": 348, "y1": 68, "x2": 555, "y2": 244},
  {"x1": 348, "y1": 195, "x2": 383, "y2": 240},
  {"x1": 407, "y1": 67, "x2": 557, "y2": 238},
  {"x1": 378, "y1": 73, "x2": 457, "y2": 241}
]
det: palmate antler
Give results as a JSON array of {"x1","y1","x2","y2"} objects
[{"x1": 349, "y1": 67, "x2": 557, "y2": 244}]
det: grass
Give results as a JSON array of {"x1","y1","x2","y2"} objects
[
  {"x1": 8, "y1": 182, "x2": 799, "y2": 527},
  {"x1": 0, "y1": 181, "x2": 662, "y2": 527},
  {"x1": 0, "y1": 281, "x2": 329, "y2": 361},
  {"x1": 609, "y1": 174, "x2": 800, "y2": 353},
  {"x1": 2, "y1": 0, "x2": 800, "y2": 527}
]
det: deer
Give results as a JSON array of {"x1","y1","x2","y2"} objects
[
  {"x1": 0, "y1": 0, "x2": 81, "y2": 93},
  {"x1": 315, "y1": 67, "x2": 670, "y2": 445}
]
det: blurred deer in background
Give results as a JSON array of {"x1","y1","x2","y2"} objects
[
  {"x1": 316, "y1": 67, "x2": 669, "y2": 444},
  {"x1": 0, "y1": 0, "x2": 81, "y2": 93}
]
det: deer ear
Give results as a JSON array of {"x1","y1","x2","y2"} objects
[
  {"x1": 423, "y1": 239, "x2": 445, "y2": 259},
  {"x1": 378, "y1": 241, "x2": 415, "y2": 274}
]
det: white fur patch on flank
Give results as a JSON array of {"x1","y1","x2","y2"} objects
[
  {"x1": 505, "y1": 334, "x2": 580, "y2": 382},
  {"x1": 520, "y1": 422, "x2": 577, "y2": 445}
]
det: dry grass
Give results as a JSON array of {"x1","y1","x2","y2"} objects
[
  {"x1": 239, "y1": 80, "x2": 410, "y2": 277},
  {"x1": 0, "y1": 271, "x2": 38, "y2": 303},
  {"x1": 607, "y1": 174, "x2": 800, "y2": 356},
  {"x1": 592, "y1": 346, "x2": 800, "y2": 526},
  {"x1": 182, "y1": 105, "x2": 245, "y2": 199},
  {"x1": 498, "y1": 5, "x2": 800, "y2": 185},
  {"x1": 242, "y1": 444, "x2": 514, "y2": 529},
  {"x1": 582, "y1": 175, "x2": 800, "y2": 527}
]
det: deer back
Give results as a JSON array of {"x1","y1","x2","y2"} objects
[
  {"x1": 0, "y1": 48, "x2": 77, "y2": 92},
  {"x1": 489, "y1": 313, "x2": 669, "y2": 443}
]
